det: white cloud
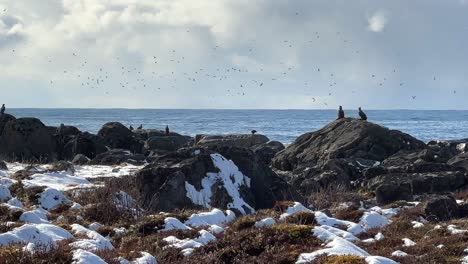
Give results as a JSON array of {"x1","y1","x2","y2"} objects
[{"x1": 367, "y1": 11, "x2": 387, "y2": 33}]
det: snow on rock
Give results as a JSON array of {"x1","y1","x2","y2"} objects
[
  {"x1": 163, "y1": 229, "x2": 216, "y2": 255},
  {"x1": 369, "y1": 206, "x2": 401, "y2": 218},
  {"x1": 38, "y1": 188, "x2": 71, "y2": 210},
  {"x1": 185, "y1": 209, "x2": 236, "y2": 227},
  {"x1": 23, "y1": 172, "x2": 93, "y2": 191},
  {"x1": 70, "y1": 202, "x2": 82, "y2": 210},
  {"x1": 7, "y1": 197, "x2": 24, "y2": 208},
  {"x1": 0, "y1": 177, "x2": 16, "y2": 188},
  {"x1": 209, "y1": 225, "x2": 225, "y2": 234},
  {"x1": 255, "y1": 218, "x2": 276, "y2": 228},
  {"x1": 70, "y1": 224, "x2": 114, "y2": 251},
  {"x1": 447, "y1": 225, "x2": 468, "y2": 234},
  {"x1": 375, "y1": 233, "x2": 385, "y2": 241},
  {"x1": 357, "y1": 212, "x2": 391, "y2": 232},
  {"x1": 391, "y1": 250, "x2": 409, "y2": 257},
  {"x1": 113, "y1": 191, "x2": 136, "y2": 208},
  {"x1": 72, "y1": 249, "x2": 107, "y2": 264},
  {"x1": 0, "y1": 184, "x2": 12, "y2": 202},
  {"x1": 0, "y1": 223, "x2": 73, "y2": 247},
  {"x1": 88, "y1": 222, "x2": 104, "y2": 231},
  {"x1": 20, "y1": 208, "x2": 50, "y2": 224},
  {"x1": 279, "y1": 202, "x2": 313, "y2": 220},
  {"x1": 411, "y1": 221, "x2": 424, "y2": 228},
  {"x1": 131, "y1": 252, "x2": 158, "y2": 264},
  {"x1": 402, "y1": 238, "x2": 416, "y2": 247},
  {"x1": 185, "y1": 153, "x2": 254, "y2": 215},
  {"x1": 162, "y1": 217, "x2": 192, "y2": 231}
]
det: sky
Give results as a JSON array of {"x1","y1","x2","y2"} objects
[{"x1": 0, "y1": 0, "x2": 468, "y2": 109}]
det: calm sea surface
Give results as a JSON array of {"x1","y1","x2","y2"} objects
[{"x1": 7, "y1": 109, "x2": 468, "y2": 144}]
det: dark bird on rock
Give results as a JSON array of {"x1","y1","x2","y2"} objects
[
  {"x1": 358, "y1": 107, "x2": 367, "y2": 121},
  {"x1": 337, "y1": 106, "x2": 345, "y2": 120},
  {"x1": 137, "y1": 124, "x2": 143, "y2": 130},
  {"x1": 129, "y1": 125, "x2": 134, "y2": 131},
  {"x1": 1, "y1": 104, "x2": 5, "y2": 114},
  {"x1": 251, "y1": 130, "x2": 257, "y2": 135},
  {"x1": 165, "y1": 125, "x2": 170, "y2": 135}
]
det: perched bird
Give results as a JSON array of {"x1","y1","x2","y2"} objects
[
  {"x1": 165, "y1": 125, "x2": 170, "y2": 135},
  {"x1": 251, "y1": 130, "x2": 257, "y2": 135},
  {"x1": 137, "y1": 124, "x2": 143, "y2": 130},
  {"x1": 129, "y1": 125, "x2": 134, "y2": 131},
  {"x1": 358, "y1": 107, "x2": 367, "y2": 121},
  {"x1": 337, "y1": 106, "x2": 345, "y2": 120},
  {"x1": 0, "y1": 104, "x2": 5, "y2": 114}
]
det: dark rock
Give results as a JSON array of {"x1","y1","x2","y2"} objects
[
  {"x1": 195, "y1": 134, "x2": 269, "y2": 148},
  {"x1": 458, "y1": 203, "x2": 468, "y2": 218},
  {"x1": 272, "y1": 118, "x2": 426, "y2": 172},
  {"x1": 0, "y1": 113, "x2": 16, "y2": 135},
  {"x1": 375, "y1": 183, "x2": 413, "y2": 205},
  {"x1": 423, "y1": 195, "x2": 459, "y2": 221},
  {"x1": 368, "y1": 171, "x2": 467, "y2": 205},
  {"x1": 0, "y1": 160, "x2": 7, "y2": 170},
  {"x1": 62, "y1": 132, "x2": 108, "y2": 160},
  {"x1": 0, "y1": 118, "x2": 57, "y2": 162},
  {"x1": 143, "y1": 135, "x2": 190, "y2": 153},
  {"x1": 98, "y1": 122, "x2": 143, "y2": 153},
  {"x1": 89, "y1": 149, "x2": 146, "y2": 166},
  {"x1": 382, "y1": 149, "x2": 437, "y2": 167},
  {"x1": 72, "y1": 154, "x2": 90, "y2": 165},
  {"x1": 135, "y1": 147, "x2": 302, "y2": 213},
  {"x1": 252, "y1": 141, "x2": 285, "y2": 165},
  {"x1": 448, "y1": 152, "x2": 468, "y2": 171}
]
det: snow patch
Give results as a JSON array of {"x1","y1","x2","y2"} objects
[
  {"x1": 38, "y1": 188, "x2": 71, "y2": 210},
  {"x1": 70, "y1": 224, "x2": 114, "y2": 251},
  {"x1": 0, "y1": 223, "x2": 73, "y2": 248},
  {"x1": 185, "y1": 208, "x2": 236, "y2": 227},
  {"x1": 72, "y1": 249, "x2": 107, "y2": 264},
  {"x1": 23, "y1": 172, "x2": 92, "y2": 191},
  {"x1": 255, "y1": 218, "x2": 276, "y2": 228}
]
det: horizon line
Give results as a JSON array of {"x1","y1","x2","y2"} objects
[{"x1": 6, "y1": 107, "x2": 468, "y2": 111}]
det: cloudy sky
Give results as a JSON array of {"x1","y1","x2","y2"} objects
[{"x1": 1, "y1": 0, "x2": 467, "y2": 109}]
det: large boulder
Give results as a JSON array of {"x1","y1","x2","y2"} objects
[
  {"x1": 0, "y1": 160, "x2": 7, "y2": 170},
  {"x1": 135, "y1": 147, "x2": 302, "y2": 214},
  {"x1": 98, "y1": 122, "x2": 143, "y2": 153},
  {"x1": 89, "y1": 149, "x2": 146, "y2": 166},
  {"x1": 62, "y1": 132, "x2": 107, "y2": 160},
  {"x1": 272, "y1": 118, "x2": 426, "y2": 171},
  {"x1": 195, "y1": 134, "x2": 269, "y2": 149},
  {"x1": 143, "y1": 135, "x2": 190, "y2": 153},
  {"x1": 0, "y1": 118, "x2": 57, "y2": 162},
  {"x1": 368, "y1": 171, "x2": 467, "y2": 205},
  {"x1": 0, "y1": 113, "x2": 16, "y2": 135},
  {"x1": 252, "y1": 141, "x2": 285, "y2": 165},
  {"x1": 448, "y1": 152, "x2": 468, "y2": 171},
  {"x1": 423, "y1": 195, "x2": 460, "y2": 221}
]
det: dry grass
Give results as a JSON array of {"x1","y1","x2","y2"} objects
[{"x1": 307, "y1": 184, "x2": 365, "y2": 210}]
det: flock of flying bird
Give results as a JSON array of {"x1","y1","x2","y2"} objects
[{"x1": 1, "y1": 7, "x2": 458, "y2": 107}]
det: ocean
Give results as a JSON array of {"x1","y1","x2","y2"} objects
[{"x1": 7, "y1": 109, "x2": 468, "y2": 144}]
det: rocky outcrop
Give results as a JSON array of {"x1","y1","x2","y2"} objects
[
  {"x1": 0, "y1": 118, "x2": 57, "y2": 162},
  {"x1": 423, "y1": 195, "x2": 460, "y2": 221},
  {"x1": 62, "y1": 132, "x2": 107, "y2": 160},
  {"x1": 0, "y1": 113, "x2": 16, "y2": 135},
  {"x1": 273, "y1": 118, "x2": 426, "y2": 171},
  {"x1": 143, "y1": 135, "x2": 191, "y2": 153},
  {"x1": 89, "y1": 149, "x2": 146, "y2": 166},
  {"x1": 135, "y1": 147, "x2": 302, "y2": 214},
  {"x1": 195, "y1": 134, "x2": 269, "y2": 149},
  {"x1": 448, "y1": 152, "x2": 468, "y2": 171},
  {"x1": 252, "y1": 141, "x2": 285, "y2": 165},
  {"x1": 98, "y1": 122, "x2": 143, "y2": 153}
]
